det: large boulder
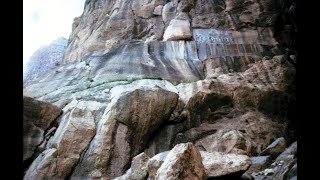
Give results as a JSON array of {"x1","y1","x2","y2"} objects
[
  {"x1": 114, "y1": 153, "x2": 150, "y2": 180},
  {"x1": 200, "y1": 151, "x2": 251, "y2": 178},
  {"x1": 70, "y1": 83, "x2": 178, "y2": 179},
  {"x1": 275, "y1": 141, "x2": 297, "y2": 162},
  {"x1": 242, "y1": 156, "x2": 272, "y2": 179},
  {"x1": 163, "y1": 19, "x2": 192, "y2": 41},
  {"x1": 24, "y1": 148, "x2": 58, "y2": 180},
  {"x1": 24, "y1": 103, "x2": 96, "y2": 180},
  {"x1": 23, "y1": 96, "x2": 62, "y2": 162},
  {"x1": 261, "y1": 137, "x2": 287, "y2": 158},
  {"x1": 155, "y1": 143, "x2": 207, "y2": 180},
  {"x1": 147, "y1": 151, "x2": 170, "y2": 180}
]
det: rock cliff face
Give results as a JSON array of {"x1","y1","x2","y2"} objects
[{"x1": 23, "y1": 0, "x2": 296, "y2": 179}]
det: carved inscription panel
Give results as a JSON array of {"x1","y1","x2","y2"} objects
[{"x1": 193, "y1": 29, "x2": 233, "y2": 44}]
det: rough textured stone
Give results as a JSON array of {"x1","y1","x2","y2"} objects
[
  {"x1": 23, "y1": 96, "x2": 62, "y2": 162},
  {"x1": 153, "y1": 5, "x2": 163, "y2": 15},
  {"x1": 162, "y1": 2, "x2": 176, "y2": 26},
  {"x1": 200, "y1": 151, "x2": 251, "y2": 178},
  {"x1": 155, "y1": 143, "x2": 206, "y2": 180},
  {"x1": 144, "y1": 55, "x2": 295, "y2": 156},
  {"x1": 252, "y1": 154, "x2": 296, "y2": 180},
  {"x1": 132, "y1": 0, "x2": 161, "y2": 19},
  {"x1": 286, "y1": 163, "x2": 297, "y2": 180},
  {"x1": 147, "y1": 151, "x2": 169, "y2": 180},
  {"x1": 177, "y1": 0, "x2": 194, "y2": 12},
  {"x1": 252, "y1": 141, "x2": 297, "y2": 180},
  {"x1": 114, "y1": 152, "x2": 150, "y2": 180},
  {"x1": 242, "y1": 156, "x2": 272, "y2": 179},
  {"x1": 275, "y1": 141, "x2": 297, "y2": 162},
  {"x1": 70, "y1": 84, "x2": 178, "y2": 179},
  {"x1": 192, "y1": 0, "x2": 283, "y2": 29},
  {"x1": 24, "y1": 103, "x2": 96, "y2": 180},
  {"x1": 63, "y1": 0, "x2": 170, "y2": 63},
  {"x1": 191, "y1": 111, "x2": 284, "y2": 156},
  {"x1": 58, "y1": 0, "x2": 293, "y2": 65},
  {"x1": 24, "y1": 148, "x2": 58, "y2": 180},
  {"x1": 163, "y1": 19, "x2": 192, "y2": 41},
  {"x1": 23, "y1": 41, "x2": 203, "y2": 103},
  {"x1": 261, "y1": 137, "x2": 287, "y2": 158},
  {"x1": 197, "y1": 130, "x2": 249, "y2": 155},
  {"x1": 145, "y1": 124, "x2": 185, "y2": 157}
]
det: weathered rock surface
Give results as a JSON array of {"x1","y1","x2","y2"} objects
[
  {"x1": 147, "y1": 151, "x2": 170, "y2": 180},
  {"x1": 118, "y1": 143, "x2": 253, "y2": 179},
  {"x1": 200, "y1": 151, "x2": 251, "y2": 178},
  {"x1": 23, "y1": 0, "x2": 297, "y2": 179},
  {"x1": 197, "y1": 129, "x2": 249, "y2": 155},
  {"x1": 24, "y1": 102, "x2": 96, "y2": 180},
  {"x1": 275, "y1": 141, "x2": 297, "y2": 162},
  {"x1": 286, "y1": 163, "x2": 297, "y2": 180},
  {"x1": 70, "y1": 84, "x2": 178, "y2": 179},
  {"x1": 242, "y1": 156, "x2": 272, "y2": 179},
  {"x1": 155, "y1": 143, "x2": 206, "y2": 180},
  {"x1": 163, "y1": 19, "x2": 192, "y2": 41},
  {"x1": 114, "y1": 152, "x2": 150, "y2": 180},
  {"x1": 61, "y1": 0, "x2": 287, "y2": 64},
  {"x1": 253, "y1": 155, "x2": 296, "y2": 180},
  {"x1": 252, "y1": 141, "x2": 297, "y2": 180},
  {"x1": 261, "y1": 137, "x2": 287, "y2": 158},
  {"x1": 147, "y1": 110, "x2": 286, "y2": 157},
  {"x1": 144, "y1": 52, "x2": 295, "y2": 156},
  {"x1": 192, "y1": 0, "x2": 283, "y2": 29},
  {"x1": 153, "y1": 5, "x2": 163, "y2": 16},
  {"x1": 23, "y1": 96, "x2": 62, "y2": 162},
  {"x1": 23, "y1": 41, "x2": 203, "y2": 103},
  {"x1": 24, "y1": 148, "x2": 58, "y2": 180}
]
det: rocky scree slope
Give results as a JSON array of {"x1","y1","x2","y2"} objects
[{"x1": 23, "y1": 0, "x2": 297, "y2": 179}]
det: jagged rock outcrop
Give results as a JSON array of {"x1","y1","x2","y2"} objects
[
  {"x1": 23, "y1": 0, "x2": 296, "y2": 179},
  {"x1": 23, "y1": 96, "x2": 62, "y2": 166},
  {"x1": 261, "y1": 137, "x2": 287, "y2": 158},
  {"x1": 155, "y1": 143, "x2": 206, "y2": 180},
  {"x1": 69, "y1": 83, "x2": 178, "y2": 179},
  {"x1": 251, "y1": 141, "x2": 297, "y2": 180},
  {"x1": 63, "y1": 0, "x2": 289, "y2": 64},
  {"x1": 24, "y1": 101, "x2": 97, "y2": 180},
  {"x1": 145, "y1": 55, "x2": 294, "y2": 157},
  {"x1": 113, "y1": 152, "x2": 150, "y2": 180},
  {"x1": 117, "y1": 143, "x2": 252, "y2": 179},
  {"x1": 200, "y1": 151, "x2": 251, "y2": 178},
  {"x1": 241, "y1": 156, "x2": 272, "y2": 179}
]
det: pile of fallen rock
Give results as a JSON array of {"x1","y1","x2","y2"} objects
[{"x1": 114, "y1": 137, "x2": 297, "y2": 180}]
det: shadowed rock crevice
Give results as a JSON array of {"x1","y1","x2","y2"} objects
[
  {"x1": 23, "y1": 96, "x2": 62, "y2": 172},
  {"x1": 187, "y1": 92, "x2": 234, "y2": 125},
  {"x1": 206, "y1": 170, "x2": 246, "y2": 180}
]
